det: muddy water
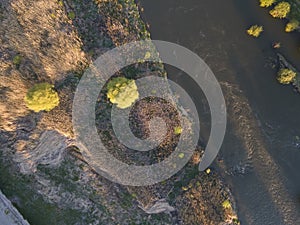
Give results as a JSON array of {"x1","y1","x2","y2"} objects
[{"x1": 139, "y1": 0, "x2": 300, "y2": 224}]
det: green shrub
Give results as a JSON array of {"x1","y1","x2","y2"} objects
[
  {"x1": 174, "y1": 126, "x2": 183, "y2": 135},
  {"x1": 13, "y1": 55, "x2": 22, "y2": 67},
  {"x1": 107, "y1": 77, "x2": 139, "y2": 109},
  {"x1": 285, "y1": 20, "x2": 299, "y2": 32},
  {"x1": 247, "y1": 25, "x2": 264, "y2": 37},
  {"x1": 222, "y1": 200, "x2": 232, "y2": 209},
  {"x1": 270, "y1": 2, "x2": 291, "y2": 18},
  {"x1": 68, "y1": 11, "x2": 75, "y2": 20},
  {"x1": 24, "y1": 83, "x2": 60, "y2": 112},
  {"x1": 277, "y1": 68, "x2": 296, "y2": 84},
  {"x1": 260, "y1": 0, "x2": 276, "y2": 7}
]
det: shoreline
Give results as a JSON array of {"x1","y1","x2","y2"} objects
[{"x1": 0, "y1": 0, "x2": 238, "y2": 224}]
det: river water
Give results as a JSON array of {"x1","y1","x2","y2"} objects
[{"x1": 139, "y1": 0, "x2": 300, "y2": 224}]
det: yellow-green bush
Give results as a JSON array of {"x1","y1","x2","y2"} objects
[
  {"x1": 24, "y1": 83, "x2": 60, "y2": 112},
  {"x1": 269, "y1": 2, "x2": 291, "y2": 18},
  {"x1": 107, "y1": 77, "x2": 139, "y2": 109},
  {"x1": 260, "y1": 0, "x2": 276, "y2": 7},
  {"x1": 277, "y1": 68, "x2": 296, "y2": 84},
  {"x1": 13, "y1": 55, "x2": 22, "y2": 66},
  {"x1": 174, "y1": 126, "x2": 183, "y2": 135},
  {"x1": 222, "y1": 200, "x2": 232, "y2": 209},
  {"x1": 247, "y1": 25, "x2": 264, "y2": 37},
  {"x1": 285, "y1": 20, "x2": 299, "y2": 32}
]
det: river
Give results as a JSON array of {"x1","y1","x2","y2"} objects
[{"x1": 139, "y1": 0, "x2": 300, "y2": 224}]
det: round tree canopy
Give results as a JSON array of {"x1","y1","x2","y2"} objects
[{"x1": 24, "y1": 83, "x2": 60, "y2": 112}]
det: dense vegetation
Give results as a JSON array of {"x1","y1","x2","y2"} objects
[
  {"x1": 247, "y1": 25, "x2": 264, "y2": 37},
  {"x1": 24, "y1": 83, "x2": 60, "y2": 112},
  {"x1": 255, "y1": 0, "x2": 300, "y2": 90},
  {"x1": 285, "y1": 19, "x2": 299, "y2": 32},
  {"x1": 269, "y1": 2, "x2": 291, "y2": 18},
  {"x1": 107, "y1": 77, "x2": 139, "y2": 109},
  {"x1": 260, "y1": 0, "x2": 277, "y2": 7},
  {"x1": 277, "y1": 68, "x2": 297, "y2": 84},
  {"x1": 258, "y1": 0, "x2": 300, "y2": 32}
]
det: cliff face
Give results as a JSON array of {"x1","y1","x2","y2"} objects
[{"x1": 0, "y1": 1, "x2": 237, "y2": 224}]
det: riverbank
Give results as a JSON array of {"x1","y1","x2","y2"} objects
[
  {"x1": 138, "y1": 0, "x2": 300, "y2": 224},
  {"x1": 0, "y1": 0, "x2": 237, "y2": 224}
]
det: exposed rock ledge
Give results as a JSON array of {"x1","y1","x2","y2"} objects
[{"x1": 0, "y1": 190, "x2": 30, "y2": 225}]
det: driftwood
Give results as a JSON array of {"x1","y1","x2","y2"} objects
[
  {"x1": 277, "y1": 53, "x2": 298, "y2": 71},
  {"x1": 138, "y1": 198, "x2": 175, "y2": 214}
]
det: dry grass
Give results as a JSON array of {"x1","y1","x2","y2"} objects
[
  {"x1": 176, "y1": 173, "x2": 238, "y2": 225},
  {"x1": 10, "y1": 0, "x2": 85, "y2": 80},
  {"x1": 0, "y1": 0, "x2": 87, "y2": 136},
  {"x1": 0, "y1": 3, "x2": 28, "y2": 131}
]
